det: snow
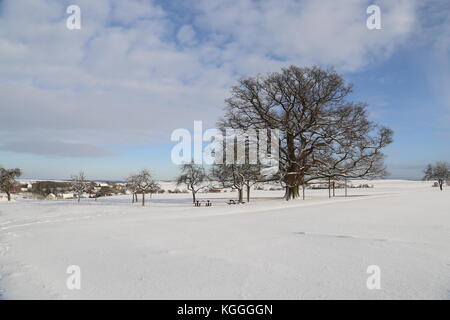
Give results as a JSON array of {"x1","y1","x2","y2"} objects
[{"x1": 0, "y1": 180, "x2": 449, "y2": 299}]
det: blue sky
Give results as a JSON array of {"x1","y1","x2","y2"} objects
[{"x1": 0, "y1": 0, "x2": 449, "y2": 180}]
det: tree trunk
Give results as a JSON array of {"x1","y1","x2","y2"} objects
[
  {"x1": 333, "y1": 181, "x2": 335, "y2": 197},
  {"x1": 6, "y1": 191, "x2": 11, "y2": 202},
  {"x1": 328, "y1": 178, "x2": 331, "y2": 198},
  {"x1": 78, "y1": 194, "x2": 81, "y2": 202},
  {"x1": 192, "y1": 191, "x2": 196, "y2": 204},
  {"x1": 285, "y1": 185, "x2": 299, "y2": 200},
  {"x1": 238, "y1": 188, "x2": 243, "y2": 203},
  {"x1": 284, "y1": 133, "x2": 300, "y2": 201},
  {"x1": 439, "y1": 179, "x2": 443, "y2": 191},
  {"x1": 302, "y1": 184, "x2": 305, "y2": 200},
  {"x1": 345, "y1": 178, "x2": 348, "y2": 197},
  {"x1": 142, "y1": 193, "x2": 145, "y2": 206},
  {"x1": 246, "y1": 184, "x2": 250, "y2": 202}
]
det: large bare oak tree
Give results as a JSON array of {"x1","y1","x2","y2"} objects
[{"x1": 220, "y1": 66, "x2": 393, "y2": 200}]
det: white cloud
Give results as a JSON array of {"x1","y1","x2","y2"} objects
[
  {"x1": 415, "y1": 0, "x2": 450, "y2": 124},
  {"x1": 0, "y1": 140, "x2": 117, "y2": 158},
  {"x1": 177, "y1": 25, "x2": 197, "y2": 46},
  {"x1": 0, "y1": 0, "x2": 419, "y2": 157},
  {"x1": 109, "y1": 0, "x2": 165, "y2": 26},
  {"x1": 192, "y1": 0, "x2": 416, "y2": 71}
]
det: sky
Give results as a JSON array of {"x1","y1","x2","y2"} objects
[{"x1": 0, "y1": 0, "x2": 449, "y2": 180}]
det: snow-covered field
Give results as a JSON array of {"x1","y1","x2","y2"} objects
[{"x1": 0, "y1": 180, "x2": 449, "y2": 299}]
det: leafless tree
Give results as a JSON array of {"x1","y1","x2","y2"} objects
[
  {"x1": 309, "y1": 108, "x2": 392, "y2": 197},
  {"x1": 210, "y1": 164, "x2": 246, "y2": 203},
  {"x1": 0, "y1": 167, "x2": 22, "y2": 201},
  {"x1": 177, "y1": 162, "x2": 207, "y2": 204},
  {"x1": 135, "y1": 170, "x2": 160, "y2": 206},
  {"x1": 209, "y1": 162, "x2": 264, "y2": 203},
  {"x1": 126, "y1": 174, "x2": 140, "y2": 203},
  {"x1": 211, "y1": 128, "x2": 269, "y2": 202},
  {"x1": 423, "y1": 162, "x2": 450, "y2": 191},
  {"x1": 70, "y1": 171, "x2": 89, "y2": 202},
  {"x1": 242, "y1": 166, "x2": 263, "y2": 202},
  {"x1": 219, "y1": 65, "x2": 393, "y2": 200}
]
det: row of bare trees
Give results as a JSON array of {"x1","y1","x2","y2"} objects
[
  {"x1": 13, "y1": 67, "x2": 449, "y2": 204},
  {"x1": 175, "y1": 160, "x2": 290, "y2": 203},
  {"x1": 70, "y1": 170, "x2": 161, "y2": 206},
  {"x1": 176, "y1": 162, "x2": 263, "y2": 204},
  {"x1": 0, "y1": 168, "x2": 94, "y2": 203}
]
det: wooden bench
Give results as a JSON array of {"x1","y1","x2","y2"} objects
[
  {"x1": 227, "y1": 200, "x2": 245, "y2": 205},
  {"x1": 194, "y1": 200, "x2": 212, "y2": 207}
]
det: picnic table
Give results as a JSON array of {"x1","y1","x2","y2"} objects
[
  {"x1": 227, "y1": 199, "x2": 245, "y2": 205},
  {"x1": 194, "y1": 200, "x2": 212, "y2": 207}
]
